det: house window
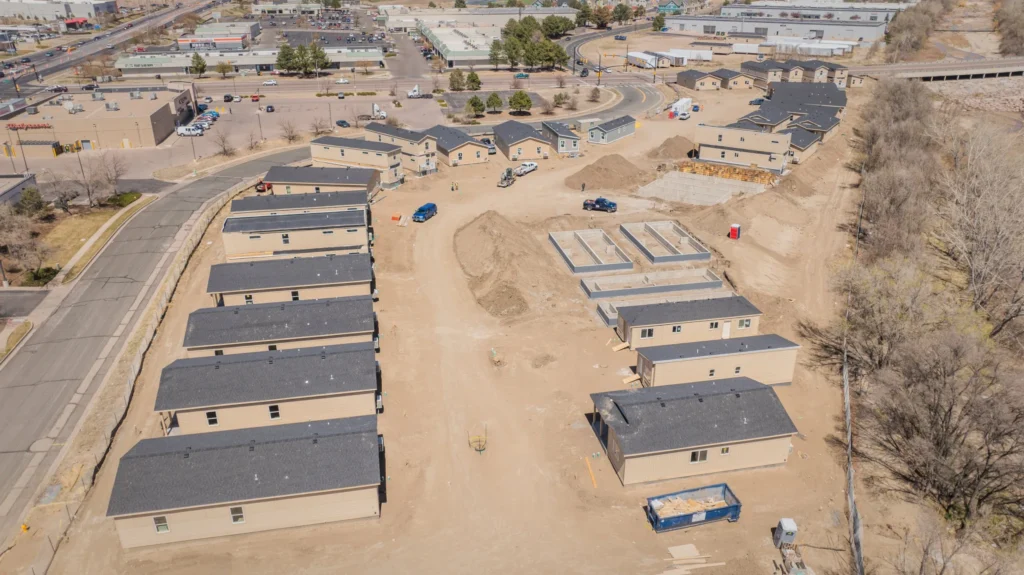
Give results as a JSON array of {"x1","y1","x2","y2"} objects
[
  {"x1": 572, "y1": 140, "x2": 578, "y2": 148},
  {"x1": 230, "y1": 507, "x2": 245, "y2": 524},
  {"x1": 285, "y1": 185, "x2": 291, "y2": 194},
  {"x1": 457, "y1": 152, "x2": 463, "y2": 160},
  {"x1": 536, "y1": 147, "x2": 541, "y2": 154},
  {"x1": 244, "y1": 294, "x2": 253, "y2": 305},
  {"x1": 476, "y1": 150, "x2": 481, "y2": 158},
  {"x1": 560, "y1": 140, "x2": 565, "y2": 149},
  {"x1": 291, "y1": 291, "x2": 299, "y2": 301},
  {"x1": 248, "y1": 235, "x2": 261, "y2": 240},
  {"x1": 269, "y1": 404, "x2": 281, "y2": 419},
  {"x1": 314, "y1": 186, "x2": 321, "y2": 193},
  {"x1": 721, "y1": 446, "x2": 730, "y2": 455},
  {"x1": 206, "y1": 411, "x2": 218, "y2": 426},
  {"x1": 709, "y1": 369, "x2": 716, "y2": 377},
  {"x1": 516, "y1": 147, "x2": 522, "y2": 155},
  {"x1": 340, "y1": 149, "x2": 345, "y2": 156},
  {"x1": 717, "y1": 134, "x2": 722, "y2": 142},
  {"x1": 740, "y1": 137, "x2": 745, "y2": 142},
  {"x1": 672, "y1": 325, "x2": 681, "y2": 333},
  {"x1": 425, "y1": 142, "x2": 430, "y2": 150},
  {"x1": 214, "y1": 350, "x2": 224, "y2": 356},
  {"x1": 720, "y1": 151, "x2": 726, "y2": 159},
  {"x1": 153, "y1": 516, "x2": 169, "y2": 533},
  {"x1": 734, "y1": 152, "x2": 739, "y2": 158},
  {"x1": 738, "y1": 319, "x2": 752, "y2": 329},
  {"x1": 268, "y1": 344, "x2": 278, "y2": 351},
  {"x1": 640, "y1": 328, "x2": 655, "y2": 339},
  {"x1": 710, "y1": 321, "x2": 719, "y2": 329},
  {"x1": 281, "y1": 233, "x2": 290, "y2": 245},
  {"x1": 323, "y1": 230, "x2": 334, "y2": 235},
  {"x1": 690, "y1": 449, "x2": 708, "y2": 463}
]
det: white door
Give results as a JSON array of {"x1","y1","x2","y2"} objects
[{"x1": 722, "y1": 321, "x2": 731, "y2": 339}]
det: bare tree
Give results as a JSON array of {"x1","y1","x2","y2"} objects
[
  {"x1": 309, "y1": 117, "x2": 331, "y2": 136},
  {"x1": 510, "y1": 77, "x2": 523, "y2": 89},
  {"x1": 281, "y1": 120, "x2": 300, "y2": 143},
  {"x1": 247, "y1": 129, "x2": 261, "y2": 151},
  {"x1": 431, "y1": 74, "x2": 441, "y2": 93},
  {"x1": 588, "y1": 87, "x2": 601, "y2": 102},
  {"x1": 385, "y1": 116, "x2": 400, "y2": 128},
  {"x1": 69, "y1": 159, "x2": 106, "y2": 207},
  {"x1": 567, "y1": 96, "x2": 579, "y2": 111},
  {"x1": 213, "y1": 131, "x2": 235, "y2": 156},
  {"x1": 39, "y1": 171, "x2": 77, "y2": 214},
  {"x1": 389, "y1": 82, "x2": 398, "y2": 97},
  {"x1": 0, "y1": 206, "x2": 49, "y2": 273},
  {"x1": 541, "y1": 99, "x2": 554, "y2": 115},
  {"x1": 95, "y1": 151, "x2": 127, "y2": 194},
  {"x1": 888, "y1": 522, "x2": 1008, "y2": 575},
  {"x1": 555, "y1": 74, "x2": 566, "y2": 88}
]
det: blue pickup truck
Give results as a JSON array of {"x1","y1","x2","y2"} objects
[
  {"x1": 412, "y1": 203, "x2": 437, "y2": 222},
  {"x1": 583, "y1": 197, "x2": 617, "y2": 212}
]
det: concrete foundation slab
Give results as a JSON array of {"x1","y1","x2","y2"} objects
[
  {"x1": 595, "y1": 288, "x2": 737, "y2": 326},
  {"x1": 620, "y1": 221, "x2": 710, "y2": 264},
  {"x1": 549, "y1": 230, "x2": 634, "y2": 274},
  {"x1": 637, "y1": 171, "x2": 765, "y2": 206},
  {"x1": 581, "y1": 268, "x2": 723, "y2": 299}
]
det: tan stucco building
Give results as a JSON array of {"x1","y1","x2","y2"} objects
[
  {"x1": 261, "y1": 165, "x2": 380, "y2": 195},
  {"x1": 616, "y1": 295, "x2": 762, "y2": 350},
  {"x1": 493, "y1": 120, "x2": 552, "y2": 160},
  {"x1": 107, "y1": 417, "x2": 382, "y2": 548},
  {"x1": 364, "y1": 122, "x2": 438, "y2": 177},
  {"x1": 206, "y1": 253, "x2": 373, "y2": 306},
  {"x1": 310, "y1": 136, "x2": 405, "y2": 188},
  {"x1": 709, "y1": 69, "x2": 755, "y2": 89},
  {"x1": 635, "y1": 334, "x2": 800, "y2": 387},
  {"x1": 183, "y1": 295, "x2": 376, "y2": 357},
  {"x1": 677, "y1": 70, "x2": 721, "y2": 91},
  {"x1": 591, "y1": 379, "x2": 797, "y2": 485},
  {"x1": 740, "y1": 60, "x2": 783, "y2": 87},
  {"x1": 694, "y1": 124, "x2": 791, "y2": 173},
  {"x1": 778, "y1": 127, "x2": 821, "y2": 164},
  {"x1": 156, "y1": 343, "x2": 379, "y2": 435},
  {"x1": 221, "y1": 210, "x2": 369, "y2": 261},
  {"x1": 422, "y1": 124, "x2": 489, "y2": 167}
]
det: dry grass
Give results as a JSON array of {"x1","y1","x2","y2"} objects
[
  {"x1": 62, "y1": 196, "x2": 158, "y2": 284},
  {"x1": 41, "y1": 208, "x2": 119, "y2": 269},
  {"x1": 152, "y1": 138, "x2": 309, "y2": 181},
  {"x1": 1, "y1": 321, "x2": 32, "y2": 363}
]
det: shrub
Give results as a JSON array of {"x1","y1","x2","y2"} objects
[
  {"x1": 25, "y1": 266, "x2": 60, "y2": 286},
  {"x1": 106, "y1": 191, "x2": 141, "y2": 208}
]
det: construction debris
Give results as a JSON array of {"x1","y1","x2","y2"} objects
[
  {"x1": 658, "y1": 544, "x2": 725, "y2": 575},
  {"x1": 678, "y1": 161, "x2": 777, "y2": 185},
  {"x1": 653, "y1": 495, "x2": 729, "y2": 519}
]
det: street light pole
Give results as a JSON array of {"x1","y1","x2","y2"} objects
[{"x1": 257, "y1": 110, "x2": 264, "y2": 140}]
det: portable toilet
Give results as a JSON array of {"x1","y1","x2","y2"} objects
[{"x1": 774, "y1": 518, "x2": 798, "y2": 548}]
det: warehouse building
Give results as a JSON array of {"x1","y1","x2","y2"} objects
[
  {"x1": 676, "y1": 70, "x2": 721, "y2": 91},
  {"x1": 386, "y1": 6, "x2": 576, "y2": 31},
  {"x1": 310, "y1": 136, "x2": 404, "y2": 189},
  {"x1": 591, "y1": 378, "x2": 798, "y2": 484},
  {"x1": 364, "y1": 122, "x2": 438, "y2": 177},
  {"x1": 183, "y1": 295, "x2": 376, "y2": 357},
  {"x1": 416, "y1": 22, "x2": 502, "y2": 69},
  {"x1": 115, "y1": 47, "x2": 384, "y2": 76},
  {"x1": 230, "y1": 191, "x2": 368, "y2": 218},
  {"x1": 493, "y1": 120, "x2": 551, "y2": 160},
  {"x1": 720, "y1": 3, "x2": 901, "y2": 23},
  {"x1": 261, "y1": 165, "x2": 379, "y2": 195},
  {"x1": 635, "y1": 334, "x2": 800, "y2": 387},
  {"x1": 206, "y1": 253, "x2": 373, "y2": 306},
  {"x1": 694, "y1": 123, "x2": 791, "y2": 172},
  {"x1": 422, "y1": 124, "x2": 489, "y2": 166},
  {"x1": 539, "y1": 121, "x2": 580, "y2": 156},
  {"x1": 156, "y1": 343, "x2": 380, "y2": 435},
  {"x1": 251, "y1": 2, "x2": 321, "y2": 15},
  {"x1": 221, "y1": 210, "x2": 369, "y2": 261},
  {"x1": 664, "y1": 15, "x2": 887, "y2": 41},
  {"x1": 709, "y1": 68, "x2": 755, "y2": 89},
  {"x1": 616, "y1": 295, "x2": 763, "y2": 349},
  {"x1": 0, "y1": 0, "x2": 117, "y2": 20},
  {"x1": 588, "y1": 115, "x2": 635, "y2": 145},
  {"x1": 176, "y1": 35, "x2": 248, "y2": 51},
  {"x1": 107, "y1": 417, "x2": 382, "y2": 548}
]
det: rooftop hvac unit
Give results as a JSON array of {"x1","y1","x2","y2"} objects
[
  {"x1": 129, "y1": 90, "x2": 142, "y2": 99},
  {"x1": 91, "y1": 92, "x2": 105, "y2": 100},
  {"x1": 105, "y1": 102, "x2": 120, "y2": 111},
  {"x1": 25, "y1": 106, "x2": 37, "y2": 115}
]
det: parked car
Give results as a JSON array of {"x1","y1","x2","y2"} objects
[
  {"x1": 335, "y1": 77, "x2": 349, "y2": 84},
  {"x1": 514, "y1": 72, "x2": 529, "y2": 79},
  {"x1": 583, "y1": 197, "x2": 617, "y2": 212},
  {"x1": 265, "y1": 105, "x2": 275, "y2": 112},
  {"x1": 223, "y1": 94, "x2": 233, "y2": 102},
  {"x1": 336, "y1": 119, "x2": 350, "y2": 127},
  {"x1": 614, "y1": 35, "x2": 627, "y2": 41},
  {"x1": 412, "y1": 203, "x2": 437, "y2": 223},
  {"x1": 203, "y1": 96, "x2": 213, "y2": 103},
  {"x1": 176, "y1": 125, "x2": 203, "y2": 136},
  {"x1": 203, "y1": 110, "x2": 220, "y2": 118},
  {"x1": 749, "y1": 98, "x2": 765, "y2": 105},
  {"x1": 580, "y1": 68, "x2": 589, "y2": 77},
  {"x1": 514, "y1": 161, "x2": 538, "y2": 176},
  {"x1": 262, "y1": 79, "x2": 277, "y2": 86},
  {"x1": 82, "y1": 83, "x2": 99, "y2": 91},
  {"x1": 197, "y1": 103, "x2": 208, "y2": 112},
  {"x1": 677, "y1": 111, "x2": 690, "y2": 120},
  {"x1": 192, "y1": 120, "x2": 212, "y2": 130},
  {"x1": 337, "y1": 92, "x2": 345, "y2": 99},
  {"x1": 480, "y1": 137, "x2": 496, "y2": 155},
  {"x1": 233, "y1": 95, "x2": 242, "y2": 102}
]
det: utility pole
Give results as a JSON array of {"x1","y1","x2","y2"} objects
[
  {"x1": 15, "y1": 130, "x2": 28, "y2": 171},
  {"x1": 256, "y1": 109, "x2": 264, "y2": 140}
]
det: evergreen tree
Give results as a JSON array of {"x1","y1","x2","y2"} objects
[
  {"x1": 489, "y1": 39, "x2": 504, "y2": 70},
  {"x1": 466, "y1": 70, "x2": 481, "y2": 90},
  {"x1": 503, "y1": 36, "x2": 522, "y2": 68},
  {"x1": 508, "y1": 90, "x2": 532, "y2": 113},
  {"x1": 467, "y1": 95, "x2": 485, "y2": 117},
  {"x1": 309, "y1": 42, "x2": 331, "y2": 74},
  {"x1": 652, "y1": 13, "x2": 665, "y2": 31},
  {"x1": 448, "y1": 69, "x2": 466, "y2": 91},
  {"x1": 454, "y1": 0, "x2": 467, "y2": 6},
  {"x1": 486, "y1": 92, "x2": 503, "y2": 112},
  {"x1": 522, "y1": 41, "x2": 540, "y2": 70},
  {"x1": 612, "y1": 3, "x2": 632, "y2": 24},
  {"x1": 576, "y1": 3, "x2": 591, "y2": 27},
  {"x1": 295, "y1": 44, "x2": 312, "y2": 75},
  {"x1": 190, "y1": 52, "x2": 207, "y2": 78},
  {"x1": 276, "y1": 43, "x2": 296, "y2": 73}
]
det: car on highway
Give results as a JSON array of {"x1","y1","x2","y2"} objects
[
  {"x1": 45, "y1": 51, "x2": 54, "y2": 57},
  {"x1": 614, "y1": 35, "x2": 627, "y2": 41},
  {"x1": 514, "y1": 72, "x2": 529, "y2": 79},
  {"x1": 335, "y1": 77, "x2": 349, "y2": 84},
  {"x1": 262, "y1": 79, "x2": 277, "y2": 86},
  {"x1": 335, "y1": 119, "x2": 350, "y2": 127},
  {"x1": 749, "y1": 98, "x2": 765, "y2": 105},
  {"x1": 265, "y1": 105, "x2": 275, "y2": 112},
  {"x1": 82, "y1": 83, "x2": 99, "y2": 91},
  {"x1": 223, "y1": 94, "x2": 233, "y2": 102},
  {"x1": 580, "y1": 68, "x2": 589, "y2": 77},
  {"x1": 46, "y1": 85, "x2": 68, "y2": 92},
  {"x1": 105, "y1": 44, "x2": 113, "y2": 49},
  {"x1": 19, "y1": 57, "x2": 30, "y2": 63},
  {"x1": 337, "y1": 92, "x2": 345, "y2": 99}
]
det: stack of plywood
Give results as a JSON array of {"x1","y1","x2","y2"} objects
[
  {"x1": 677, "y1": 161, "x2": 777, "y2": 185},
  {"x1": 654, "y1": 495, "x2": 729, "y2": 519},
  {"x1": 658, "y1": 544, "x2": 726, "y2": 575}
]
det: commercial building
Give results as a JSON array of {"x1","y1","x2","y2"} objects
[
  {"x1": 115, "y1": 47, "x2": 384, "y2": 76},
  {"x1": 591, "y1": 378, "x2": 797, "y2": 484},
  {"x1": 539, "y1": 121, "x2": 580, "y2": 156},
  {"x1": 221, "y1": 210, "x2": 369, "y2": 261},
  {"x1": 0, "y1": 172, "x2": 37, "y2": 204},
  {"x1": 251, "y1": 2, "x2": 322, "y2": 15},
  {"x1": 616, "y1": 295, "x2": 763, "y2": 349},
  {"x1": 493, "y1": 120, "x2": 551, "y2": 160},
  {"x1": 261, "y1": 165, "x2": 379, "y2": 195},
  {"x1": 587, "y1": 115, "x2": 636, "y2": 145},
  {"x1": 107, "y1": 417, "x2": 382, "y2": 548},
  {"x1": 183, "y1": 295, "x2": 376, "y2": 357},
  {"x1": 0, "y1": 0, "x2": 117, "y2": 21},
  {"x1": 310, "y1": 136, "x2": 404, "y2": 189},
  {"x1": 664, "y1": 15, "x2": 888, "y2": 41},
  {"x1": 421, "y1": 124, "x2": 489, "y2": 166},
  {"x1": 156, "y1": 343, "x2": 380, "y2": 435},
  {"x1": 416, "y1": 22, "x2": 502, "y2": 69},
  {"x1": 694, "y1": 123, "x2": 791, "y2": 172},
  {"x1": 384, "y1": 6, "x2": 577, "y2": 31},
  {"x1": 720, "y1": 3, "x2": 901, "y2": 23},
  {"x1": 230, "y1": 191, "x2": 368, "y2": 218},
  {"x1": 364, "y1": 122, "x2": 438, "y2": 177},
  {"x1": 778, "y1": 126, "x2": 821, "y2": 163},
  {"x1": 206, "y1": 253, "x2": 373, "y2": 306},
  {"x1": 635, "y1": 334, "x2": 800, "y2": 387},
  {"x1": 709, "y1": 68, "x2": 755, "y2": 89},
  {"x1": 676, "y1": 70, "x2": 721, "y2": 91},
  {"x1": 194, "y1": 22, "x2": 261, "y2": 40}
]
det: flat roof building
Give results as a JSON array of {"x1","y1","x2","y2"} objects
[
  {"x1": 183, "y1": 295, "x2": 376, "y2": 357},
  {"x1": 720, "y1": 3, "x2": 902, "y2": 22},
  {"x1": 221, "y1": 210, "x2": 369, "y2": 261},
  {"x1": 0, "y1": 0, "x2": 117, "y2": 21},
  {"x1": 230, "y1": 191, "x2": 368, "y2": 218},
  {"x1": 107, "y1": 417, "x2": 382, "y2": 548},
  {"x1": 417, "y1": 22, "x2": 502, "y2": 69},
  {"x1": 116, "y1": 47, "x2": 384, "y2": 76},
  {"x1": 636, "y1": 334, "x2": 800, "y2": 387},
  {"x1": 616, "y1": 295, "x2": 763, "y2": 349},
  {"x1": 665, "y1": 15, "x2": 887, "y2": 41},
  {"x1": 206, "y1": 253, "x2": 373, "y2": 306},
  {"x1": 262, "y1": 165, "x2": 380, "y2": 195},
  {"x1": 310, "y1": 136, "x2": 405, "y2": 188},
  {"x1": 591, "y1": 378, "x2": 798, "y2": 484},
  {"x1": 385, "y1": 6, "x2": 576, "y2": 31}
]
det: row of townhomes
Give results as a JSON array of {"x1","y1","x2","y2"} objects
[{"x1": 106, "y1": 162, "x2": 388, "y2": 548}]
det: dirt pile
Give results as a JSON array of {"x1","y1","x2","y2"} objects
[
  {"x1": 564, "y1": 154, "x2": 649, "y2": 191},
  {"x1": 454, "y1": 211, "x2": 568, "y2": 321},
  {"x1": 647, "y1": 136, "x2": 695, "y2": 160}
]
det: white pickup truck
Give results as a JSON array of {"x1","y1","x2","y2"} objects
[{"x1": 514, "y1": 162, "x2": 538, "y2": 176}]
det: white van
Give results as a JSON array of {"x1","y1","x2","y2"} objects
[{"x1": 177, "y1": 125, "x2": 203, "y2": 137}]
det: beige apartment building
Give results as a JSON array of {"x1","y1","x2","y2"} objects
[
  {"x1": 709, "y1": 69, "x2": 755, "y2": 89},
  {"x1": 221, "y1": 210, "x2": 369, "y2": 261},
  {"x1": 635, "y1": 334, "x2": 800, "y2": 387},
  {"x1": 364, "y1": 122, "x2": 438, "y2": 177},
  {"x1": 107, "y1": 417, "x2": 382, "y2": 548},
  {"x1": 493, "y1": 120, "x2": 552, "y2": 160},
  {"x1": 616, "y1": 295, "x2": 763, "y2": 350},
  {"x1": 156, "y1": 343, "x2": 379, "y2": 435},
  {"x1": 206, "y1": 253, "x2": 373, "y2": 306},
  {"x1": 695, "y1": 124, "x2": 791, "y2": 173},
  {"x1": 676, "y1": 70, "x2": 721, "y2": 91},
  {"x1": 776, "y1": 61, "x2": 804, "y2": 82},
  {"x1": 778, "y1": 127, "x2": 821, "y2": 164},
  {"x1": 261, "y1": 165, "x2": 380, "y2": 195},
  {"x1": 591, "y1": 379, "x2": 797, "y2": 485},
  {"x1": 229, "y1": 191, "x2": 368, "y2": 218},
  {"x1": 310, "y1": 136, "x2": 405, "y2": 188},
  {"x1": 740, "y1": 60, "x2": 783, "y2": 86},
  {"x1": 422, "y1": 124, "x2": 489, "y2": 167},
  {"x1": 797, "y1": 61, "x2": 830, "y2": 83},
  {"x1": 182, "y1": 295, "x2": 376, "y2": 357}
]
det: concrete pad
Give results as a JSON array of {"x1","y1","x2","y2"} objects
[
  {"x1": 581, "y1": 268, "x2": 723, "y2": 299},
  {"x1": 620, "y1": 221, "x2": 710, "y2": 264},
  {"x1": 637, "y1": 171, "x2": 765, "y2": 206},
  {"x1": 549, "y1": 230, "x2": 634, "y2": 274}
]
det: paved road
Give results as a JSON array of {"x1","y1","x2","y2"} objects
[
  {"x1": 0, "y1": 147, "x2": 310, "y2": 548},
  {"x1": 0, "y1": 291, "x2": 48, "y2": 319},
  {"x1": 847, "y1": 56, "x2": 1024, "y2": 76}
]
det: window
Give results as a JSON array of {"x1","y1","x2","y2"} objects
[
  {"x1": 281, "y1": 233, "x2": 290, "y2": 245},
  {"x1": 708, "y1": 369, "x2": 715, "y2": 377},
  {"x1": 740, "y1": 137, "x2": 745, "y2": 142},
  {"x1": 291, "y1": 291, "x2": 299, "y2": 301},
  {"x1": 573, "y1": 140, "x2": 578, "y2": 148},
  {"x1": 738, "y1": 318, "x2": 752, "y2": 329},
  {"x1": 230, "y1": 507, "x2": 245, "y2": 524},
  {"x1": 640, "y1": 328, "x2": 654, "y2": 339},
  {"x1": 425, "y1": 142, "x2": 430, "y2": 150},
  {"x1": 206, "y1": 411, "x2": 218, "y2": 426},
  {"x1": 720, "y1": 151, "x2": 726, "y2": 159},
  {"x1": 153, "y1": 516, "x2": 169, "y2": 533},
  {"x1": 690, "y1": 449, "x2": 708, "y2": 463},
  {"x1": 721, "y1": 447, "x2": 730, "y2": 455},
  {"x1": 269, "y1": 404, "x2": 281, "y2": 419},
  {"x1": 314, "y1": 186, "x2": 321, "y2": 193},
  {"x1": 346, "y1": 229, "x2": 357, "y2": 233},
  {"x1": 323, "y1": 230, "x2": 334, "y2": 235},
  {"x1": 340, "y1": 149, "x2": 345, "y2": 156},
  {"x1": 268, "y1": 344, "x2": 278, "y2": 351},
  {"x1": 244, "y1": 294, "x2": 253, "y2": 305},
  {"x1": 536, "y1": 147, "x2": 541, "y2": 154},
  {"x1": 734, "y1": 152, "x2": 739, "y2": 158},
  {"x1": 248, "y1": 235, "x2": 261, "y2": 240},
  {"x1": 457, "y1": 152, "x2": 463, "y2": 161},
  {"x1": 285, "y1": 185, "x2": 291, "y2": 194},
  {"x1": 672, "y1": 325, "x2": 681, "y2": 333},
  {"x1": 516, "y1": 147, "x2": 522, "y2": 155},
  {"x1": 717, "y1": 134, "x2": 722, "y2": 142},
  {"x1": 214, "y1": 350, "x2": 224, "y2": 356},
  {"x1": 710, "y1": 321, "x2": 719, "y2": 329}
]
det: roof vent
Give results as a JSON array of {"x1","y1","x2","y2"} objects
[
  {"x1": 183, "y1": 452, "x2": 189, "y2": 458},
  {"x1": 233, "y1": 309, "x2": 239, "y2": 314},
  {"x1": 735, "y1": 393, "x2": 741, "y2": 398},
  {"x1": 698, "y1": 398, "x2": 704, "y2": 402}
]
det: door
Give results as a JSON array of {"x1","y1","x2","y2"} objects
[{"x1": 722, "y1": 321, "x2": 731, "y2": 339}]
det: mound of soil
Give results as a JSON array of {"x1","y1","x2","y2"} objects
[
  {"x1": 564, "y1": 154, "x2": 648, "y2": 192},
  {"x1": 647, "y1": 136, "x2": 695, "y2": 160}
]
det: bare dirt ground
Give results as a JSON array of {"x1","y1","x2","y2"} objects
[
  {"x1": 925, "y1": 77, "x2": 1024, "y2": 118},
  {"x1": 41, "y1": 83, "x2": 929, "y2": 575}
]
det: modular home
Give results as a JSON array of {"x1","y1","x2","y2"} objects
[
  {"x1": 540, "y1": 121, "x2": 581, "y2": 155},
  {"x1": 183, "y1": 295, "x2": 376, "y2": 357},
  {"x1": 261, "y1": 165, "x2": 380, "y2": 195},
  {"x1": 310, "y1": 136, "x2": 405, "y2": 189},
  {"x1": 588, "y1": 115, "x2": 636, "y2": 145},
  {"x1": 635, "y1": 333, "x2": 800, "y2": 387},
  {"x1": 778, "y1": 126, "x2": 821, "y2": 164},
  {"x1": 221, "y1": 210, "x2": 369, "y2": 261},
  {"x1": 694, "y1": 124, "x2": 791, "y2": 173},
  {"x1": 738, "y1": 106, "x2": 794, "y2": 132},
  {"x1": 421, "y1": 124, "x2": 489, "y2": 166},
  {"x1": 364, "y1": 122, "x2": 438, "y2": 177},
  {"x1": 156, "y1": 343, "x2": 380, "y2": 435},
  {"x1": 709, "y1": 68, "x2": 755, "y2": 89},
  {"x1": 206, "y1": 253, "x2": 373, "y2": 306},
  {"x1": 775, "y1": 60, "x2": 805, "y2": 82},
  {"x1": 107, "y1": 417, "x2": 382, "y2": 548},
  {"x1": 230, "y1": 191, "x2": 368, "y2": 218},
  {"x1": 493, "y1": 120, "x2": 552, "y2": 160},
  {"x1": 788, "y1": 111, "x2": 841, "y2": 141},
  {"x1": 591, "y1": 378, "x2": 798, "y2": 485},
  {"x1": 740, "y1": 60, "x2": 783, "y2": 86},
  {"x1": 616, "y1": 295, "x2": 762, "y2": 349},
  {"x1": 793, "y1": 59, "x2": 830, "y2": 83},
  {"x1": 677, "y1": 70, "x2": 721, "y2": 91}
]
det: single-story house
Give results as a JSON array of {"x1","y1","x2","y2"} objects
[
  {"x1": 708, "y1": 68, "x2": 755, "y2": 89},
  {"x1": 206, "y1": 253, "x2": 373, "y2": 307},
  {"x1": 778, "y1": 126, "x2": 821, "y2": 164},
  {"x1": 221, "y1": 210, "x2": 369, "y2": 261},
  {"x1": 156, "y1": 342, "x2": 380, "y2": 435},
  {"x1": 676, "y1": 70, "x2": 721, "y2": 91},
  {"x1": 588, "y1": 115, "x2": 636, "y2": 145},
  {"x1": 310, "y1": 137, "x2": 405, "y2": 189},
  {"x1": 107, "y1": 417, "x2": 382, "y2": 548},
  {"x1": 230, "y1": 191, "x2": 368, "y2": 218},
  {"x1": 591, "y1": 378, "x2": 798, "y2": 484},
  {"x1": 635, "y1": 333, "x2": 800, "y2": 387},
  {"x1": 183, "y1": 295, "x2": 376, "y2": 357},
  {"x1": 492, "y1": 120, "x2": 552, "y2": 160},
  {"x1": 261, "y1": 165, "x2": 379, "y2": 195},
  {"x1": 539, "y1": 121, "x2": 581, "y2": 155},
  {"x1": 694, "y1": 124, "x2": 791, "y2": 173},
  {"x1": 364, "y1": 122, "x2": 438, "y2": 177},
  {"x1": 616, "y1": 295, "x2": 762, "y2": 349},
  {"x1": 421, "y1": 124, "x2": 489, "y2": 166}
]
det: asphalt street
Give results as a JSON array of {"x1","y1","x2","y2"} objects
[
  {"x1": 0, "y1": 147, "x2": 310, "y2": 548},
  {"x1": 0, "y1": 290, "x2": 48, "y2": 319}
]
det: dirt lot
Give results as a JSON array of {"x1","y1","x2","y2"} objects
[{"x1": 41, "y1": 84, "x2": 927, "y2": 574}]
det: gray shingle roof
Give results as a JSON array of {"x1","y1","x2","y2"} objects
[
  {"x1": 725, "y1": 119, "x2": 764, "y2": 131},
  {"x1": 222, "y1": 210, "x2": 366, "y2": 234},
  {"x1": 677, "y1": 70, "x2": 713, "y2": 83},
  {"x1": 541, "y1": 121, "x2": 578, "y2": 140},
  {"x1": 593, "y1": 115, "x2": 636, "y2": 133},
  {"x1": 778, "y1": 126, "x2": 821, "y2": 149},
  {"x1": 790, "y1": 111, "x2": 841, "y2": 132},
  {"x1": 206, "y1": 253, "x2": 371, "y2": 295},
  {"x1": 767, "y1": 81, "x2": 847, "y2": 108},
  {"x1": 155, "y1": 342, "x2": 377, "y2": 411},
  {"x1": 493, "y1": 120, "x2": 543, "y2": 146},
  {"x1": 709, "y1": 68, "x2": 749, "y2": 81},
  {"x1": 311, "y1": 136, "x2": 401, "y2": 153},
  {"x1": 741, "y1": 60, "x2": 781, "y2": 73},
  {"x1": 618, "y1": 295, "x2": 762, "y2": 328},
  {"x1": 591, "y1": 378, "x2": 797, "y2": 455},
  {"x1": 421, "y1": 124, "x2": 484, "y2": 154},
  {"x1": 263, "y1": 165, "x2": 377, "y2": 187},
  {"x1": 775, "y1": 60, "x2": 805, "y2": 71},
  {"x1": 183, "y1": 295, "x2": 374, "y2": 348},
  {"x1": 106, "y1": 417, "x2": 380, "y2": 517},
  {"x1": 742, "y1": 105, "x2": 792, "y2": 125},
  {"x1": 792, "y1": 59, "x2": 831, "y2": 70},
  {"x1": 638, "y1": 334, "x2": 799, "y2": 364},
  {"x1": 231, "y1": 191, "x2": 368, "y2": 214},
  {"x1": 365, "y1": 122, "x2": 430, "y2": 143}
]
